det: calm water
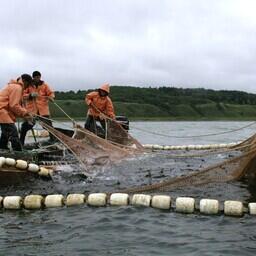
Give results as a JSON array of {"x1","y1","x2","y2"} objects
[{"x1": 1, "y1": 121, "x2": 256, "y2": 256}]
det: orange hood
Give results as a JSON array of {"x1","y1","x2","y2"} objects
[{"x1": 99, "y1": 83, "x2": 110, "y2": 93}]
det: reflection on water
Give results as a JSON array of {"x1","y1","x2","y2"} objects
[{"x1": 1, "y1": 121, "x2": 256, "y2": 255}]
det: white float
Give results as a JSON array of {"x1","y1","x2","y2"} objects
[
  {"x1": 151, "y1": 195, "x2": 171, "y2": 210},
  {"x1": 24, "y1": 195, "x2": 44, "y2": 209},
  {"x1": 224, "y1": 200, "x2": 243, "y2": 216},
  {"x1": 153, "y1": 145, "x2": 163, "y2": 150},
  {"x1": 38, "y1": 167, "x2": 53, "y2": 177},
  {"x1": 0, "y1": 157, "x2": 6, "y2": 167},
  {"x1": 200, "y1": 199, "x2": 219, "y2": 214},
  {"x1": 0, "y1": 196, "x2": 3, "y2": 207},
  {"x1": 87, "y1": 193, "x2": 107, "y2": 206},
  {"x1": 66, "y1": 194, "x2": 86, "y2": 206},
  {"x1": 3, "y1": 196, "x2": 22, "y2": 209},
  {"x1": 44, "y1": 195, "x2": 64, "y2": 208},
  {"x1": 28, "y1": 163, "x2": 40, "y2": 173},
  {"x1": 16, "y1": 160, "x2": 28, "y2": 170},
  {"x1": 248, "y1": 203, "x2": 256, "y2": 215},
  {"x1": 5, "y1": 158, "x2": 16, "y2": 166},
  {"x1": 131, "y1": 194, "x2": 151, "y2": 207},
  {"x1": 110, "y1": 193, "x2": 129, "y2": 206},
  {"x1": 143, "y1": 144, "x2": 153, "y2": 149},
  {"x1": 176, "y1": 197, "x2": 195, "y2": 213}
]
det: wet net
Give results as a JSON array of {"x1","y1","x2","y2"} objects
[
  {"x1": 105, "y1": 119, "x2": 144, "y2": 150},
  {"x1": 40, "y1": 121, "x2": 144, "y2": 174},
  {"x1": 118, "y1": 133, "x2": 256, "y2": 193}
]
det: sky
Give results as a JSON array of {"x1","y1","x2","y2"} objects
[{"x1": 0, "y1": 0, "x2": 256, "y2": 92}]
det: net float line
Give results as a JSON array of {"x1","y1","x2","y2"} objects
[
  {"x1": 0, "y1": 156, "x2": 53, "y2": 178},
  {"x1": 0, "y1": 193, "x2": 255, "y2": 217}
]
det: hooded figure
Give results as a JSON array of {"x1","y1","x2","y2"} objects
[
  {"x1": 0, "y1": 74, "x2": 33, "y2": 151},
  {"x1": 84, "y1": 83, "x2": 115, "y2": 136}
]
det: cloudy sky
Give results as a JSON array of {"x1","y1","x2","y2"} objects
[{"x1": 0, "y1": 0, "x2": 256, "y2": 92}]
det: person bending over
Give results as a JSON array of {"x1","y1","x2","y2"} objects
[
  {"x1": 84, "y1": 83, "x2": 115, "y2": 136},
  {"x1": 0, "y1": 74, "x2": 33, "y2": 151}
]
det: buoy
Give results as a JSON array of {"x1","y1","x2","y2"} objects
[
  {"x1": 24, "y1": 195, "x2": 44, "y2": 209},
  {"x1": 143, "y1": 144, "x2": 152, "y2": 149},
  {"x1": 28, "y1": 163, "x2": 40, "y2": 173},
  {"x1": 66, "y1": 194, "x2": 86, "y2": 206},
  {"x1": 224, "y1": 200, "x2": 243, "y2": 217},
  {"x1": 87, "y1": 193, "x2": 107, "y2": 206},
  {"x1": 38, "y1": 167, "x2": 53, "y2": 177},
  {"x1": 0, "y1": 157, "x2": 6, "y2": 167},
  {"x1": 0, "y1": 196, "x2": 3, "y2": 207},
  {"x1": 163, "y1": 146, "x2": 171, "y2": 150},
  {"x1": 110, "y1": 193, "x2": 129, "y2": 206},
  {"x1": 16, "y1": 159, "x2": 28, "y2": 170},
  {"x1": 151, "y1": 195, "x2": 171, "y2": 210},
  {"x1": 176, "y1": 197, "x2": 195, "y2": 213},
  {"x1": 3, "y1": 196, "x2": 22, "y2": 209},
  {"x1": 44, "y1": 195, "x2": 64, "y2": 208},
  {"x1": 5, "y1": 158, "x2": 16, "y2": 166},
  {"x1": 248, "y1": 203, "x2": 256, "y2": 215},
  {"x1": 200, "y1": 199, "x2": 219, "y2": 214},
  {"x1": 153, "y1": 145, "x2": 163, "y2": 150},
  {"x1": 131, "y1": 194, "x2": 151, "y2": 207}
]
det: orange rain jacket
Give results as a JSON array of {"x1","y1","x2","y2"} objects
[
  {"x1": 85, "y1": 84, "x2": 115, "y2": 118},
  {"x1": 23, "y1": 82, "x2": 55, "y2": 116},
  {"x1": 0, "y1": 79, "x2": 28, "y2": 123}
]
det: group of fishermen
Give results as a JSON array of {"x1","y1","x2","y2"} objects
[{"x1": 0, "y1": 72, "x2": 115, "y2": 151}]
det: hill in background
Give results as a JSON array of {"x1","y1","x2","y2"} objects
[{"x1": 51, "y1": 86, "x2": 256, "y2": 120}]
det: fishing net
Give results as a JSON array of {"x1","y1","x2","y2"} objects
[
  {"x1": 105, "y1": 118, "x2": 144, "y2": 150},
  {"x1": 40, "y1": 121, "x2": 144, "y2": 174},
  {"x1": 118, "y1": 133, "x2": 256, "y2": 193}
]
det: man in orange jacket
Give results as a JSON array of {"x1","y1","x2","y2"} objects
[
  {"x1": 84, "y1": 83, "x2": 115, "y2": 135},
  {"x1": 20, "y1": 71, "x2": 55, "y2": 145},
  {"x1": 0, "y1": 74, "x2": 33, "y2": 151}
]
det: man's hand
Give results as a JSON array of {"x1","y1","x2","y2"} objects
[
  {"x1": 24, "y1": 113, "x2": 35, "y2": 125},
  {"x1": 99, "y1": 113, "x2": 105, "y2": 120},
  {"x1": 30, "y1": 92, "x2": 38, "y2": 98}
]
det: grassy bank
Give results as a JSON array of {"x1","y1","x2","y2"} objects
[{"x1": 49, "y1": 100, "x2": 256, "y2": 121}]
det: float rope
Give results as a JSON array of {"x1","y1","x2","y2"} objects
[{"x1": 0, "y1": 192, "x2": 255, "y2": 217}]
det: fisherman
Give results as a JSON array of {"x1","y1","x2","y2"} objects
[
  {"x1": 0, "y1": 74, "x2": 34, "y2": 151},
  {"x1": 84, "y1": 83, "x2": 115, "y2": 135},
  {"x1": 20, "y1": 71, "x2": 55, "y2": 145}
]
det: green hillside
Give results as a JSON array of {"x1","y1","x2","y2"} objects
[{"x1": 50, "y1": 86, "x2": 256, "y2": 120}]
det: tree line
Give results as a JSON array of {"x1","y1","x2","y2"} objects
[{"x1": 52, "y1": 86, "x2": 256, "y2": 120}]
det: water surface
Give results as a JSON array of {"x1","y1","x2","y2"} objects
[{"x1": 1, "y1": 121, "x2": 256, "y2": 256}]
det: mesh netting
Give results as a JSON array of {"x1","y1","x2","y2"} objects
[
  {"x1": 40, "y1": 121, "x2": 144, "y2": 173},
  {"x1": 106, "y1": 119, "x2": 144, "y2": 150},
  {"x1": 117, "y1": 134, "x2": 256, "y2": 193},
  {"x1": 41, "y1": 120, "x2": 256, "y2": 192}
]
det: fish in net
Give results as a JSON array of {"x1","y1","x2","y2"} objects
[
  {"x1": 40, "y1": 121, "x2": 144, "y2": 173},
  {"x1": 117, "y1": 133, "x2": 256, "y2": 193}
]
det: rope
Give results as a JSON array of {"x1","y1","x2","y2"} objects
[
  {"x1": 130, "y1": 121, "x2": 256, "y2": 138},
  {"x1": 51, "y1": 100, "x2": 76, "y2": 125},
  {"x1": 162, "y1": 142, "x2": 254, "y2": 159}
]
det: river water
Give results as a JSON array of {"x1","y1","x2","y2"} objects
[{"x1": 1, "y1": 121, "x2": 256, "y2": 256}]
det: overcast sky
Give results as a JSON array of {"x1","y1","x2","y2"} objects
[{"x1": 0, "y1": 0, "x2": 256, "y2": 92}]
